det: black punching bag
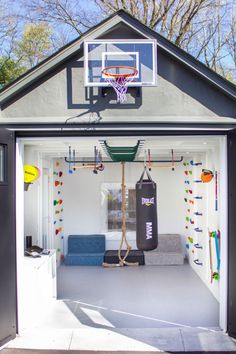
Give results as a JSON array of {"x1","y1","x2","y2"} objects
[{"x1": 136, "y1": 167, "x2": 158, "y2": 251}]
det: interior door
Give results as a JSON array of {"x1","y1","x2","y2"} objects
[
  {"x1": 228, "y1": 129, "x2": 236, "y2": 338},
  {"x1": 0, "y1": 128, "x2": 16, "y2": 345}
]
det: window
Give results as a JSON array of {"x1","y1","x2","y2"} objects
[
  {"x1": 107, "y1": 187, "x2": 136, "y2": 231},
  {"x1": 0, "y1": 145, "x2": 6, "y2": 183}
]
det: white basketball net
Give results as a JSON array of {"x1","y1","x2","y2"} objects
[
  {"x1": 102, "y1": 66, "x2": 138, "y2": 103},
  {"x1": 104, "y1": 75, "x2": 135, "y2": 103}
]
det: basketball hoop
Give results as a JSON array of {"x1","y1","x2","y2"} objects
[{"x1": 102, "y1": 66, "x2": 138, "y2": 103}]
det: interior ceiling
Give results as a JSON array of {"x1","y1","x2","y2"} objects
[{"x1": 23, "y1": 136, "x2": 222, "y2": 159}]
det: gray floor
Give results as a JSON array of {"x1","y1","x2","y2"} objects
[
  {"x1": 57, "y1": 264, "x2": 219, "y2": 329},
  {"x1": 7, "y1": 264, "x2": 236, "y2": 351}
]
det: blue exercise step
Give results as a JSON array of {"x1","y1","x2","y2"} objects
[
  {"x1": 67, "y1": 234, "x2": 105, "y2": 254},
  {"x1": 65, "y1": 234, "x2": 105, "y2": 266},
  {"x1": 64, "y1": 253, "x2": 104, "y2": 266}
]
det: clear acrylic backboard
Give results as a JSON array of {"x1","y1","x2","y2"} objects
[{"x1": 84, "y1": 39, "x2": 157, "y2": 87}]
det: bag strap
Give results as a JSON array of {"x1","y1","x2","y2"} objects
[{"x1": 138, "y1": 166, "x2": 155, "y2": 189}]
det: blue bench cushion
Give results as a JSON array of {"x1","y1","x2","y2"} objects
[{"x1": 67, "y1": 234, "x2": 105, "y2": 254}]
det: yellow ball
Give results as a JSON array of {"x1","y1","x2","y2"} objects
[{"x1": 24, "y1": 165, "x2": 40, "y2": 183}]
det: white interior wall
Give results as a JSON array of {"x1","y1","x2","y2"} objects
[
  {"x1": 184, "y1": 150, "x2": 221, "y2": 301},
  {"x1": 24, "y1": 146, "x2": 42, "y2": 246},
  {"x1": 62, "y1": 159, "x2": 187, "y2": 254},
  {"x1": 52, "y1": 158, "x2": 64, "y2": 265}
]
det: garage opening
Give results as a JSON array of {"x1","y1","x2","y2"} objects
[{"x1": 16, "y1": 134, "x2": 227, "y2": 336}]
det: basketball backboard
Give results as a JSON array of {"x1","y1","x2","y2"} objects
[{"x1": 84, "y1": 39, "x2": 157, "y2": 87}]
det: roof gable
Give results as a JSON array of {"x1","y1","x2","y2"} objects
[{"x1": 0, "y1": 9, "x2": 235, "y2": 106}]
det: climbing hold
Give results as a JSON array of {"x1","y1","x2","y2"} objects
[
  {"x1": 213, "y1": 272, "x2": 219, "y2": 280},
  {"x1": 55, "y1": 227, "x2": 62, "y2": 235},
  {"x1": 56, "y1": 161, "x2": 60, "y2": 167},
  {"x1": 59, "y1": 171, "x2": 63, "y2": 177},
  {"x1": 185, "y1": 189, "x2": 193, "y2": 194},
  {"x1": 194, "y1": 212, "x2": 203, "y2": 216},
  {"x1": 188, "y1": 236, "x2": 193, "y2": 243},
  {"x1": 54, "y1": 199, "x2": 63, "y2": 206}
]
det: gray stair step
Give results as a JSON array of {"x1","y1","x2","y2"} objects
[
  {"x1": 156, "y1": 234, "x2": 182, "y2": 252},
  {"x1": 144, "y1": 251, "x2": 184, "y2": 265},
  {"x1": 144, "y1": 234, "x2": 184, "y2": 265}
]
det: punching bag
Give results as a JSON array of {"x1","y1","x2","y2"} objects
[{"x1": 136, "y1": 167, "x2": 158, "y2": 251}]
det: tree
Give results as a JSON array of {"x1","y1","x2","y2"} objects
[
  {"x1": 0, "y1": 57, "x2": 25, "y2": 88},
  {"x1": 22, "y1": 0, "x2": 100, "y2": 44},
  {"x1": 14, "y1": 23, "x2": 53, "y2": 68},
  {"x1": 0, "y1": 0, "x2": 19, "y2": 57},
  {"x1": 1, "y1": 0, "x2": 235, "y2": 83},
  {"x1": 225, "y1": 12, "x2": 236, "y2": 82},
  {"x1": 96, "y1": 0, "x2": 236, "y2": 81}
]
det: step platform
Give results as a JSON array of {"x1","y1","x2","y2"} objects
[
  {"x1": 144, "y1": 234, "x2": 184, "y2": 265},
  {"x1": 64, "y1": 253, "x2": 104, "y2": 266},
  {"x1": 104, "y1": 250, "x2": 145, "y2": 265},
  {"x1": 64, "y1": 234, "x2": 105, "y2": 266}
]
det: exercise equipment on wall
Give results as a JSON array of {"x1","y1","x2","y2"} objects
[
  {"x1": 53, "y1": 160, "x2": 64, "y2": 239},
  {"x1": 208, "y1": 230, "x2": 220, "y2": 282},
  {"x1": 194, "y1": 243, "x2": 203, "y2": 249},
  {"x1": 194, "y1": 227, "x2": 203, "y2": 232},
  {"x1": 213, "y1": 230, "x2": 220, "y2": 272},
  {"x1": 190, "y1": 160, "x2": 202, "y2": 166},
  {"x1": 24, "y1": 165, "x2": 41, "y2": 191},
  {"x1": 136, "y1": 166, "x2": 158, "y2": 251},
  {"x1": 215, "y1": 171, "x2": 218, "y2": 211},
  {"x1": 194, "y1": 259, "x2": 203, "y2": 266}
]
